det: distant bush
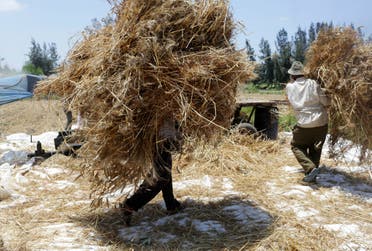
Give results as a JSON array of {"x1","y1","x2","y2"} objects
[
  {"x1": 279, "y1": 113, "x2": 296, "y2": 132},
  {"x1": 244, "y1": 82, "x2": 285, "y2": 94},
  {"x1": 22, "y1": 63, "x2": 44, "y2": 75}
]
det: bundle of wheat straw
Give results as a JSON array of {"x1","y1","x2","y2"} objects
[
  {"x1": 305, "y1": 27, "x2": 372, "y2": 162},
  {"x1": 35, "y1": 0, "x2": 255, "y2": 204}
]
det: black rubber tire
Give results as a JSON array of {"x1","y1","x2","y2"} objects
[
  {"x1": 254, "y1": 107, "x2": 279, "y2": 140},
  {"x1": 237, "y1": 123, "x2": 258, "y2": 135}
]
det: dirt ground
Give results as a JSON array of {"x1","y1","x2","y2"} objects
[
  {"x1": 0, "y1": 96, "x2": 371, "y2": 250},
  {"x1": 0, "y1": 99, "x2": 66, "y2": 139}
]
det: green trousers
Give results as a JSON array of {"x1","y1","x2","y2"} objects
[{"x1": 291, "y1": 124, "x2": 328, "y2": 174}]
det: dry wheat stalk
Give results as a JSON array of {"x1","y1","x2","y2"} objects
[{"x1": 35, "y1": 0, "x2": 256, "y2": 204}]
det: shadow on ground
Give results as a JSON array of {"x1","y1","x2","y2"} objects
[
  {"x1": 316, "y1": 166, "x2": 372, "y2": 200},
  {"x1": 73, "y1": 196, "x2": 276, "y2": 250}
]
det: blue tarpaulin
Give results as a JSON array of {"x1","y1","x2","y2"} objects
[{"x1": 0, "y1": 74, "x2": 44, "y2": 105}]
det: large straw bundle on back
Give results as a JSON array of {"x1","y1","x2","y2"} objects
[
  {"x1": 305, "y1": 27, "x2": 371, "y2": 162},
  {"x1": 35, "y1": 0, "x2": 255, "y2": 203}
]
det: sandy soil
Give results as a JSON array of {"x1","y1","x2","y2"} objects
[{"x1": 0, "y1": 99, "x2": 66, "y2": 139}]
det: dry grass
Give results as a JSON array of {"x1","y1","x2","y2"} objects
[
  {"x1": 305, "y1": 27, "x2": 372, "y2": 163},
  {"x1": 1, "y1": 99, "x2": 371, "y2": 250},
  {"x1": 0, "y1": 155, "x2": 94, "y2": 250},
  {"x1": 35, "y1": 0, "x2": 256, "y2": 204},
  {"x1": 2, "y1": 128, "x2": 370, "y2": 250},
  {"x1": 0, "y1": 98, "x2": 65, "y2": 140}
]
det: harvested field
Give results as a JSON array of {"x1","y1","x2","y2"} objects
[
  {"x1": 0, "y1": 99, "x2": 65, "y2": 140},
  {"x1": 2, "y1": 2, "x2": 371, "y2": 250},
  {"x1": 0, "y1": 98, "x2": 371, "y2": 250}
]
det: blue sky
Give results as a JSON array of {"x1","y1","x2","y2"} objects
[{"x1": 0, "y1": 0, "x2": 371, "y2": 70}]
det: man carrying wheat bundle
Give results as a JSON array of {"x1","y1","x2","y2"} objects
[{"x1": 286, "y1": 61, "x2": 331, "y2": 183}]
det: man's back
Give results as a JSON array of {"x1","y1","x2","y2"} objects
[{"x1": 286, "y1": 77, "x2": 329, "y2": 128}]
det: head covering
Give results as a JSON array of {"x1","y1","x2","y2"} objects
[{"x1": 288, "y1": 61, "x2": 305, "y2": 76}]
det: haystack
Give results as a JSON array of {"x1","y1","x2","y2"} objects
[
  {"x1": 305, "y1": 27, "x2": 372, "y2": 162},
  {"x1": 35, "y1": 0, "x2": 255, "y2": 203}
]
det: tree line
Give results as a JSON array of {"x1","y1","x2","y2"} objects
[
  {"x1": 0, "y1": 39, "x2": 59, "y2": 77},
  {"x1": 1, "y1": 20, "x2": 371, "y2": 80},
  {"x1": 21, "y1": 38, "x2": 59, "y2": 76},
  {"x1": 246, "y1": 22, "x2": 368, "y2": 87}
]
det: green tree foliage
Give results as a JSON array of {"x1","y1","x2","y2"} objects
[
  {"x1": 367, "y1": 34, "x2": 372, "y2": 43},
  {"x1": 22, "y1": 39, "x2": 59, "y2": 76},
  {"x1": 258, "y1": 38, "x2": 274, "y2": 83},
  {"x1": 48, "y1": 43, "x2": 59, "y2": 69},
  {"x1": 315, "y1": 21, "x2": 333, "y2": 34},
  {"x1": 292, "y1": 27, "x2": 307, "y2": 62},
  {"x1": 272, "y1": 53, "x2": 283, "y2": 83},
  {"x1": 244, "y1": 21, "x2": 367, "y2": 85},
  {"x1": 349, "y1": 23, "x2": 372, "y2": 42},
  {"x1": 308, "y1": 23, "x2": 316, "y2": 45},
  {"x1": 356, "y1": 26, "x2": 364, "y2": 38},
  {"x1": 349, "y1": 23, "x2": 365, "y2": 40},
  {"x1": 275, "y1": 28, "x2": 291, "y2": 83},
  {"x1": 22, "y1": 63, "x2": 44, "y2": 75},
  {"x1": 245, "y1": 39, "x2": 256, "y2": 61}
]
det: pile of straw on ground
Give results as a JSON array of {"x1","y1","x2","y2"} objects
[
  {"x1": 305, "y1": 27, "x2": 372, "y2": 162},
  {"x1": 35, "y1": 0, "x2": 255, "y2": 203}
]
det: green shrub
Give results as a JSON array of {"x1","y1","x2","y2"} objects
[
  {"x1": 244, "y1": 83, "x2": 260, "y2": 93},
  {"x1": 22, "y1": 63, "x2": 44, "y2": 75},
  {"x1": 244, "y1": 82, "x2": 285, "y2": 94},
  {"x1": 279, "y1": 113, "x2": 297, "y2": 132}
]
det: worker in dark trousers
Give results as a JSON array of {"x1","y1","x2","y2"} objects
[
  {"x1": 286, "y1": 61, "x2": 330, "y2": 183},
  {"x1": 120, "y1": 118, "x2": 183, "y2": 225}
]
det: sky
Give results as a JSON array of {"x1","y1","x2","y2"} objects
[{"x1": 0, "y1": 0, "x2": 371, "y2": 71}]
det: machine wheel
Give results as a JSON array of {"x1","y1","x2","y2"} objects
[
  {"x1": 237, "y1": 123, "x2": 258, "y2": 135},
  {"x1": 254, "y1": 106, "x2": 279, "y2": 140}
]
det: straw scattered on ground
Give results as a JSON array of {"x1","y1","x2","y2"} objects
[{"x1": 1, "y1": 128, "x2": 371, "y2": 250}]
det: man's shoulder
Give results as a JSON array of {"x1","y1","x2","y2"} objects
[
  {"x1": 285, "y1": 82, "x2": 293, "y2": 92},
  {"x1": 305, "y1": 78, "x2": 318, "y2": 85}
]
